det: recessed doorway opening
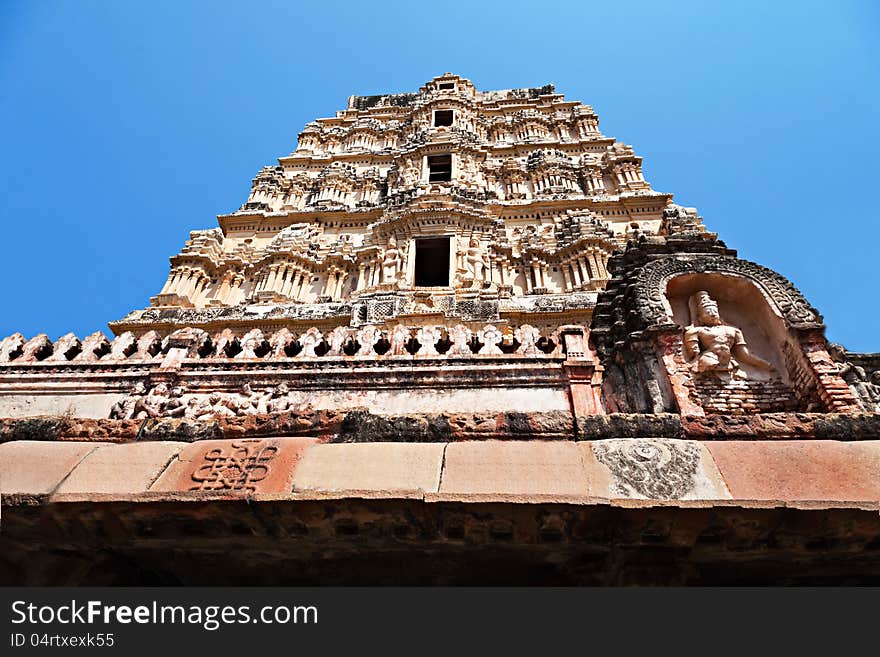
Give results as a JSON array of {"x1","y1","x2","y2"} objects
[{"x1": 414, "y1": 237, "x2": 450, "y2": 287}]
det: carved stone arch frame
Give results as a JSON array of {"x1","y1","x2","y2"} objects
[
  {"x1": 631, "y1": 254, "x2": 857, "y2": 415},
  {"x1": 633, "y1": 254, "x2": 823, "y2": 332}
]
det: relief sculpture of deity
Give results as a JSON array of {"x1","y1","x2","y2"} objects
[{"x1": 683, "y1": 290, "x2": 776, "y2": 380}]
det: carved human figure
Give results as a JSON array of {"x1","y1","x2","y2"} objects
[
  {"x1": 683, "y1": 290, "x2": 775, "y2": 379},
  {"x1": 224, "y1": 383, "x2": 259, "y2": 415},
  {"x1": 163, "y1": 386, "x2": 188, "y2": 417},
  {"x1": 236, "y1": 329, "x2": 265, "y2": 359},
  {"x1": 381, "y1": 236, "x2": 402, "y2": 284},
  {"x1": 266, "y1": 382, "x2": 293, "y2": 413},
  {"x1": 109, "y1": 381, "x2": 147, "y2": 419},
  {"x1": 401, "y1": 160, "x2": 421, "y2": 187},
  {"x1": 464, "y1": 238, "x2": 488, "y2": 283},
  {"x1": 389, "y1": 324, "x2": 411, "y2": 356},
  {"x1": 448, "y1": 324, "x2": 473, "y2": 357},
  {"x1": 829, "y1": 343, "x2": 874, "y2": 409},
  {"x1": 133, "y1": 383, "x2": 170, "y2": 419},
  {"x1": 325, "y1": 326, "x2": 350, "y2": 357}
]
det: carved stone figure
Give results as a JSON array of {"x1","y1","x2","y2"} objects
[
  {"x1": 448, "y1": 324, "x2": 472, "y2": 357},
  {"x1": 236, "y1": 329, "x2": 266, "y2": 359},
  {"x1": 356, "y1": 326, "x2": 380, "y2": 356},
  {"x1": 164, "y1": 386, "x2": 188, "y2": 417},
  {"x1": 463, "y1": 238, "x2": 488, "y2": 283},
  {"x1": 298, "y1": 327, "x2": 323, "y2": 357},
  {"x1": 478, "y1": 324, "x2": 504, "y2": 355},
  {"x1": 269, "y1": 328, "x2": 295, "y2": 358},
  {"x1": 381, "y1": 236, "x2": 402, "y2": 284},
  {"x1": 683, "y1": 291, "x2": 775, "y2": 380},
  {"x1": 109, "y1": 381, "x2": 147, "y2": 419},
  {"x1": 325, "y1": 326, "x2": 350, "y2": 357},
  {"x1": 829, "y1": 343, "x2": 878, "y2": 411},
  {"x1": 416, "y1": 325, "x2": 441, "y2": 356},
  {"x1": 266, "y1": 382, "x2": 293, "y2": 413},
  {"x1": 133, "y1": 383, "x2": 171, "y2": 419},
  {"x1": 389, "y1": 324, "x2": 411, "y2": 356},
  {"x1": 514, "y1": 324, "x2": 542, "y2": 355}
]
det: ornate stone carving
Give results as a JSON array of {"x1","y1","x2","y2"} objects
[
  {"x1": 514, "y1": 324, "x2": 542, "y2": 356},
  {"x1": 381, "y1": 236, "x2": 402, "y2": 285},
  {"x1": 477, "y1": 324, "x2": 504, "y2": 355},
  {"x1": 448, "y1": 324, "x2": 472, "y2": 356},
  {"x1": 190, "y1": 440, "x2": 279, "y2": 493},
  {"x1": 635, "y1": 255, "x2": 822, "y2": 330},
  {"x1": 269, "y1": 328, "x2": 296, "y2": 358},
  {"x1": 109, "y1": 382, "x2": 147, "y2": 419},
  {"x1": 389, "y1": 324, "x2": 411, "y2": 355},
  {"x1": 591, "y1": 439, "x2": 702, "y2": 499},
  {"x1": 356, "y1": 326, "x2": 380, "y2": 356},
  {"x1": 298, "y1": 327, "x2": 323, "y2": 357},
  {"x1": 325, "y1": 326, "x2": 349, "y2": 357},
  {"x1": 416, "y1": 325, "x2": 441, "y2": 356},
  {"x1": 683, "y1": 291, "x2": 776, "y2": 380},
  {"x1": 236, "y1": 329, "x2": 267, "y2": 359}
]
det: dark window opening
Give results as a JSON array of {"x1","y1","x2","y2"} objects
[
  {"x1": 434, "y1": 110, "x2": 454, "y2": 127},
  {"x1": 428, "y1": 154, "x2": 452, "y2": 183},
  {"x1": 438, "y1": 82, "x2": 455, "y2": 90},
  {"x1": 414, "y1": 237, "x2": 450, "y2": 287}
]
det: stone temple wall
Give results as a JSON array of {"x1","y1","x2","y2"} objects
[{"x1": 1, "y1": 74, "x2": 878, "y2": 585}]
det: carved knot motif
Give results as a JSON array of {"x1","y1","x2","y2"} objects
[
  {"x1": 190, "y1": 440, "x2": 279, "y2": 493},
  {"x1": 591, "y1": 439, "x2": 701, "y2": 499}
]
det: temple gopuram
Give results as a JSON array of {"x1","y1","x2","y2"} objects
[{"x1": 2, "y1": 74, "x2": 879, "y2": 585}]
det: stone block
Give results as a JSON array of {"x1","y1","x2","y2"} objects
[
  {"x1": 150, "y1": 437, "x2": 316, "y2": 494},
  {"x1": 55, "y1": 441, "x2": 186, "y2": 495},
  {"x1": 292, "y1": 443, "x2": 444, "y2": 497},
  {"x1": 588, "y1": 438, "x2": 731, "y2": 500},
  {"x1": 706, "y1": 440, "x2": 880, "y2": 502},
  {"x1": 0, "y1": 441, "x2": 107, "y2": 494},
  {"x1": 435, "y1": 440, "x2": 597, "y2": 501}
]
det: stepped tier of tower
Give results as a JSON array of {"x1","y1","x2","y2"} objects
[{"x1": 126, "y1": 74, "x2": 675, "y2": 335}]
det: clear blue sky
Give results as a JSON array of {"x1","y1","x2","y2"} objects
[{"x1": 1, "y1": 1, "x2": 878, "y2": 350}]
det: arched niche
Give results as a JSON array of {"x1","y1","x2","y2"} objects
[{"x1": 665, "y1": 272, "x2": 791, "y2": 383}]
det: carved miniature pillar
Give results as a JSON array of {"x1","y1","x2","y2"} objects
[
  {"x1": 285, "y1": 269, "x2": 300, "y2": 298},
  {"x1": 576, "y1": 258, "x2": 590, "y2": 284},
  {"x1": 159, "y1": 270, "x2": 177, "y2": 294},
  {"x1": 265, "y1": 265, "x2": 280, "y2": 292},
  {"x1": 183, "y1": 269, "x2": 201, "y2": 297},
  {"x1": 298, "y1": 272, "x2": 311, "y2": 300},
  {"x1": 225, "y1": 273, "x2": 244, "y2": 304},
  {"x1": 335, "y1": 271, "x2": 348, "y2": 299},
  {"x1": 595, "y1": 252, "x2": 608, "y2": 279},
  {"x1": 356, "y1": 263, "x2": 367, "y2": 291},
  {"x1": 561, "y1": 265, "x2": 572, "y2": 291}
]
